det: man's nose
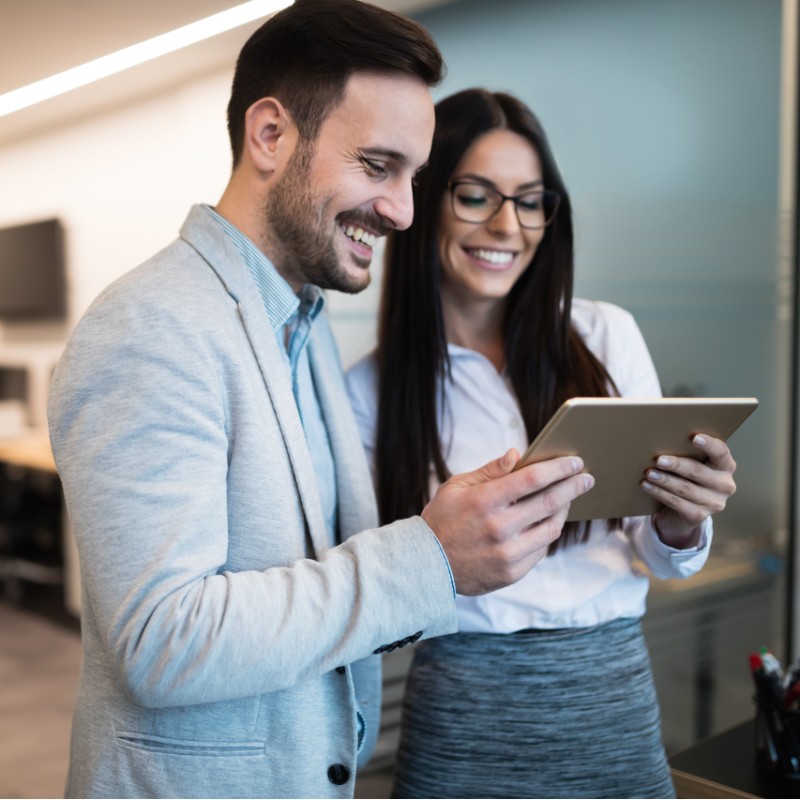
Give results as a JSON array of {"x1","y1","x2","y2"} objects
[{"x1": 374, "y1": 179, "x2": 415, "y2": 231}]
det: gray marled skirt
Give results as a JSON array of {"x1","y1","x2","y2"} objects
[{"x1": 392, "y1": 617, "x2": 675, "y2": 799}]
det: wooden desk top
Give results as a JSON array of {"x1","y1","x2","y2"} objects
[{"x1": 0, "y1": 431, "x2": 57, "y2": 473}]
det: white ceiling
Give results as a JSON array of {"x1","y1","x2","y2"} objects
[{"x1": 0, "y1": 0, "x2": 454, "y2": 146}]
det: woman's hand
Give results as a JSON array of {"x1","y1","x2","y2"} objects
[{"x1": 641, "y1": 434, "x2": 737, "y2": 549}]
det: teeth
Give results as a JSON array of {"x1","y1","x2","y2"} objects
[
  {"x1": 342, "y1": 224, "x2": 377, "y2": 248},
  {"x1": 471, "y1": 249, "x2": 514, "y2": 265}
]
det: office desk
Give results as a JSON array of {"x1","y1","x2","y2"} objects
[
  {"x1": 0, "y1": 431, "x2": 56, "y2": 472},
  {"x1": 670, "y1": 718, "x2": 800, "y2": 798},
  {"x1": 0, "y1": 431, "x2": 79, "y2": 615}
]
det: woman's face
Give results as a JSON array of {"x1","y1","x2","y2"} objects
[{"x1": 438, "y1": 128, "x2": 546, "y2": 308}]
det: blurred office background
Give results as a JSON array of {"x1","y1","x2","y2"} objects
[{"x1": 0, "y1": 0, "x2": 797, "y2": 796}]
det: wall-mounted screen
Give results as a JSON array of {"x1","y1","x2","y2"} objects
[{"x1": 0, "y1": 218, "x2": 66, "y2": 320}]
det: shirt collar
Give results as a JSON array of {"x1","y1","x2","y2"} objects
[
  {"x1": 202, "y1": 204, "x2": 325, "y2": 333},
  {"x1": 296, "y1": 283, "x2": 325, "y2": 324}
]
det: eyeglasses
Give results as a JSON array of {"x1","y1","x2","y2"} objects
[{"x1": 448, "y1": 181, "x2": 560, "y2": 230}]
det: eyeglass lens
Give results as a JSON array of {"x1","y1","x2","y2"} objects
[{"x1": 450, "y1": 183, "x2": 558, "y2": 229}]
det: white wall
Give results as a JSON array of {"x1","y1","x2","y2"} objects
[{"x1": 0, "y1": 72, "x2": 232, "y2": 327}]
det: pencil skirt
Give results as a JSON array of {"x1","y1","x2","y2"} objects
[{"x1": 391, "y1": 617, "x2": 675, "y2": 799}]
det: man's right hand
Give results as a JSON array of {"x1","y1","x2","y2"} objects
[{"x1": 421, "y1": 449, "x2": 594, "y2": 596}]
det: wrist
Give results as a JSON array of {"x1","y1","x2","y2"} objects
[{"x1": 653, "y1": 512, "x2": 702, "y2": 550}]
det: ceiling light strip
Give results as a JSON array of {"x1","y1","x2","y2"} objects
[{"x1": 0, "y1": 0, "x2": 292, "y2": 118}]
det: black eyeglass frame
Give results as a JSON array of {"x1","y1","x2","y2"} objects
[{"x1": 447, "y1": 180, "x2": 561, "y2": 230}]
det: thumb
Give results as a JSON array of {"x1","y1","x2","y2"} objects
[{"x1": 454, "y1": 448, "x2": 520, "y2": 487}]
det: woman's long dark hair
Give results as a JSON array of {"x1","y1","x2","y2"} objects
[{"x1": 376, "y1": 89, "x2": 618, "y2": 550}]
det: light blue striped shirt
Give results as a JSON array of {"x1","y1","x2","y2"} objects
[{"x1": 203, "y1": 205, "x2": 338, "y2": 547}]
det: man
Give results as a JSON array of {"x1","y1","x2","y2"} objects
[{"x1": 49, "y1": 1, "x2": 592, "y2": 797}]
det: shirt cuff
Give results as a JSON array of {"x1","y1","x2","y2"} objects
[
  {"x1": 428, "y1": 531, "x2": 457, "y2": 597},
  {"x1": 642, "y1": 514, "x2": 713, "y2": 578}
]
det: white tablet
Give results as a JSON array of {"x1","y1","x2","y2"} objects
[{"x1": 514, "y1": 396, "x2": 758, "y2": 522}]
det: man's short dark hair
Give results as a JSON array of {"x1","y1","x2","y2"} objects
[{"x1": 227, "y1": 0, "x2": 444, "y2": 166}]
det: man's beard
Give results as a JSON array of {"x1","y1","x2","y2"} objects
[{"x1": 265, "y1": 142, "x2": 380, "y2": 294}]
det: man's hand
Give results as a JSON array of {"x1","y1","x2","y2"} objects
[{"x1": 421, "y1": 449, "x2": 594, "y2": 596}]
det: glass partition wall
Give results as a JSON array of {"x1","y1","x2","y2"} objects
[{"x1": 329, "y1": 0, "x2": 798, "y2": 760}]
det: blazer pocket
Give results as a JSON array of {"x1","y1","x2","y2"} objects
[{"x1": 116, "y1": 731, "x2": 264, "y2": 757}]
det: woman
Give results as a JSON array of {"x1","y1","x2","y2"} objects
[{"x1": 345, "y1": 89, "x2": 737, "y2": 799}]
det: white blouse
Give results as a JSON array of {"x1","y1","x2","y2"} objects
[{"x1": 345, "y1": 298, "x2": 712, "y2": 632}]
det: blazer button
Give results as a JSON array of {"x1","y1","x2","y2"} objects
[
  {"x1": 400, "y1": 631, "x2": 423, "y2": 647},
  {"x1": 328, "y1": 763, "x2": 350, "y2": 785},
  {"x1": 335, "y1": 666, "x2": 346, "y2": 674}
]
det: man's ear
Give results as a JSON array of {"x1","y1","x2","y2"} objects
[{"x1": 243, "y1": 97, "x2": 297, "y2": 173}]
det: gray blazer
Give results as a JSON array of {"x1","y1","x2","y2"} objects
[{"x1": 48, "y1": 206, "x2": 457, "y2": 799}]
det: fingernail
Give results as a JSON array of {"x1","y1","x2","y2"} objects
[
  {"x1": 647, "y1": 470, "x2": 663, "y2": 482},
  {"x1": 572, "y1": 456, "x2": 584, "y2": 472},
  {"x1": 583, "y1": 474, "x2": 595, "y2": 490},
  {"x1": 656, "y1": 456, "x2": 673, "y2": 469},
  {"x1": 693, "y1": 434, "x2": 707, "y2": 447},
  {"x1": 642, "y1": 480, "x2": 653, "y2": 492}
]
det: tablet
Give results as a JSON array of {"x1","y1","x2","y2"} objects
[{"x1": 514, "y1": 396, "x2": 758, "y2": 522}]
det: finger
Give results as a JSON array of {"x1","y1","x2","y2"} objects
[
  {"x1": 505, "y1": 472, "x2": 595, "y2": 533},
  {"x1": 642, "y1": 472, "x2": 726, "y2": 510},
  {"x1": 496, "y1": 505, "x2": 572, "y2": 577},
  {"x1": 656, "y1": 435, "x2": 735, "y2": 474},
  {"x1": 503, "y1": 456, "x2": 587, "y2": 506},
  {"x1": 691, "y1": 434, "x2": 737, "y2": 472},
  {"x1": 456, "y1": 448, "x2": 520, "y2": 485},
  {"x1": 647, "y1": 456, "x2": 736, "y2": 498},
  {"x1": 452, "y1": 453, "x2": 586, "y2": 507},
  {"x1": 641, "y1": 476, "x2": 726, "y2": 521}
]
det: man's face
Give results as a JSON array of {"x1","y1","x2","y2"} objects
[{"x1": 264, "y1": 72, "x2": 435, "y2": 293}]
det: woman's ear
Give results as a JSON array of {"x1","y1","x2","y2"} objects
[{"x1": 243, "y1": 97, "x2": 297, "y2": 173}]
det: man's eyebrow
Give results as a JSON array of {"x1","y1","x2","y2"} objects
[{"x1": 359, "y1": 146, "x2": 409, "y2": 165}]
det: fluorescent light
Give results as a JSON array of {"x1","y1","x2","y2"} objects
[{"x1": 0, "y1": 0, "x2": 293, "y2": 118}]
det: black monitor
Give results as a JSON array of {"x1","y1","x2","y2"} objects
[{"x1": 0, "y1": 218, "x2": 66, "y2": 320}]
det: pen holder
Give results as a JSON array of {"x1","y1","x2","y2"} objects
[{"x1": 754, "y1": 697, "x2": 800, "y2": 780}]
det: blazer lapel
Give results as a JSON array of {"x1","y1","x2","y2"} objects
[
  {"x1": 308, "y1": 323, "x2": 379, "y2": 543},
  {"x1": 237, "y1": 290, "x2": 330, "y2": 557},
  {"x1": 179, "y1": 206, "x2": 330, "y2": 558}
]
